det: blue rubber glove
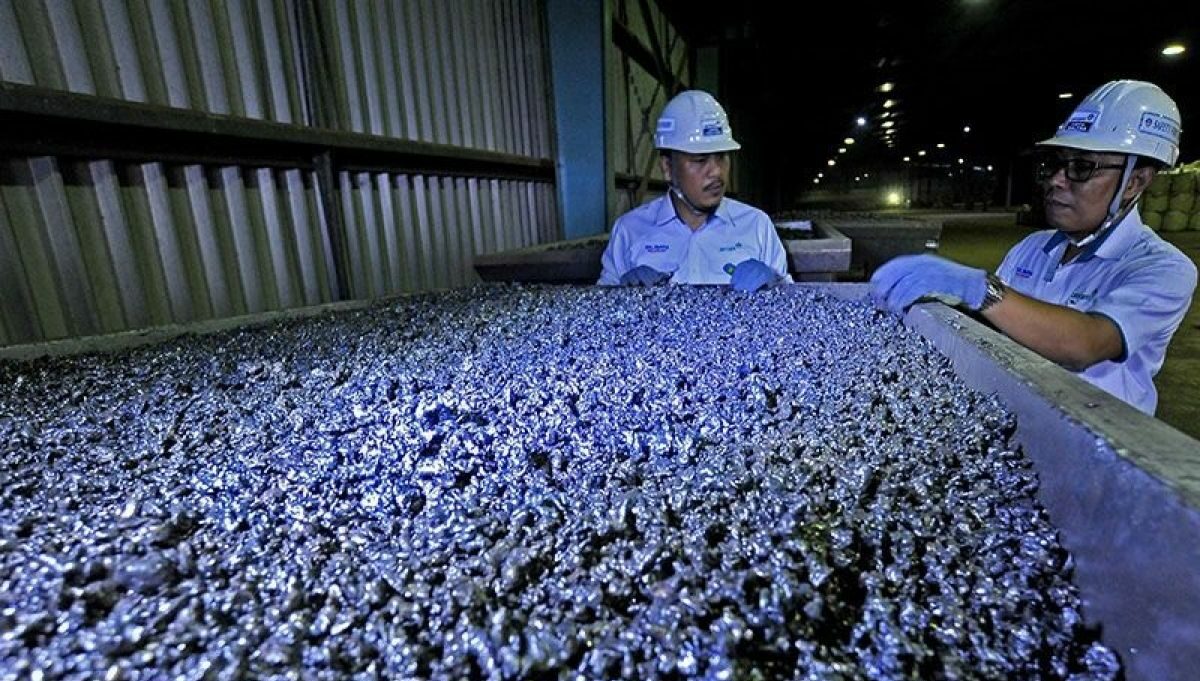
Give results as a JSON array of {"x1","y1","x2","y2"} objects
[
  {"x1": 730, "y1": 259, "x2": 779, "y2": 292},
  {"x1": 619, "y1": 265, "x2": 671, "y2": 286},
  {"x1": 870, "y1": 254, "x2": 988, "y2": 315}
]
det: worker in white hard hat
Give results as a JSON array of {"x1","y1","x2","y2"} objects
[
  {"x1": 597, "y1": 90, "x2": 790, "y2": 292},
  {"x1": 871, "y1": 80, "x2": 1197, "y2": 414}
]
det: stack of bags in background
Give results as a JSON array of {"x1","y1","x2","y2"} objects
[{"x1": 1143, "y1": 160, "x2": 1200, "y2": 232}]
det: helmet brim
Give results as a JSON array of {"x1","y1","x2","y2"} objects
[
  {"x1": 658, "y1": 140, "x2": 742, "y2": 154},
  {"x1": 1036, "y1": 136, "x2": 1176, "y2": 167}
]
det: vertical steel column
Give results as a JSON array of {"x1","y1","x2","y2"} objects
[
  {"x1": 545, "y1": 0, "x2": 609, "y2": 239},
  {"x1": 294, "y1": 0, "x2": 348, "y2": 300}
]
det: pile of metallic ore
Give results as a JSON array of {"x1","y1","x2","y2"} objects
[{"x1": 0, "y1": 284, "x2": 1119, "y2": 680}]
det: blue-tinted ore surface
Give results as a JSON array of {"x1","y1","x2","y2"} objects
[{"x1": 0, "y1": 285, "x2": 1118, "y2": 680}]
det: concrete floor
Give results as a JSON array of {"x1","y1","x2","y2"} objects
[{"x1": 931, "y1": 212, "x2": 1200, "y2": 441}]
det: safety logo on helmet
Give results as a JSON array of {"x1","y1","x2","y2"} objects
[
  {"x1": 657, "y1": 119, "x2": 676, "y2": 133},
  {"x1": 1063, "y1": 109, "x2": 1099, "y2": 133},
  {"x1": 1138, "y1": 112, "x2": 1181, "y2": 143},
  {"x1": 701, "y1": 118, "x2": 725, "y2": 137}
]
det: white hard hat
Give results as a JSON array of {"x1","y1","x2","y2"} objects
[
  {"x1": 1038, "y1": 79, "x2": 1181, "y2": 167},
  {"x1": 654, "y1": 90, "x2": 741, "y2": 154}
]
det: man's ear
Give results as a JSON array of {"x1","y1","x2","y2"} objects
[
  {"x1": 1124, "y1": 166, "x2": 1156, "y2": 200},
  {"x1": 660, "y1": 154, "x2": 674, "y2": 184}
]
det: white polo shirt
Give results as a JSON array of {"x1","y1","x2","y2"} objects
[
  {"x1": 996, "y1": 210, "x2": 1197, "y2": 414},
  {"x1": 597, "y1": 195, "x2": 791, "y2": 286}
]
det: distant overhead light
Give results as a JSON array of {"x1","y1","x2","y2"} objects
[
  {"x1": 1058, "y1": 92, "x2": 1073, "y2": 99},
  {"x1": 856, "y1": 117, "x2": 867, "y2": 126},
  {"x1": 882, "y1": 121, "x2": 895, "y2": 128},
  {"x1": 813, "y1": 178, "x2": 820, "y2": 184},
  {"x1": 863, "y1": 173, "x2": 870, "y2": 178},
  {"x1": 883, "y1": 99, "x2": 897, "y2": 109},
  {"x1": 936, "y1": 143, "x2": 946, "y2": 149},
  {"x1": 963, "y1": 126, "x2": 971, "y2": 133},
  {"x1": 958, "y1": 158, "x2": 965, "y2": 164},
  {"x1": 828, "y1": 159, "x2": 837, "y2": 166},
  {"x1": 855, "y1": 176, "x2": 861, "y2": 182},
  {"x1": 987, "y1": 165, "x2": 994, "y2": 171},
  {"x1": 879, "y1": 82, "x2": 895, "y2": 93},
  {"x1": 838, "y1": 147, "x2": 847, "y2": 154},
  {"x1": 818, "y1": 172, "x2": 824, "y2": 178},
  {"x1": 1162, "y1": 43, "x2": 1186, "y2": 56},
  {"x1": 886, "y1": 191, "x2": 902, "y2": 206},
  {"x1": 918, "y1": 150, "x2": 927, "y2": 156},
  {"x1": 903, "y1": 156, "x2": 911, "y2": 162},
  {"x1": 844, "y1": 138, "x2": 856, "y2": 145}
]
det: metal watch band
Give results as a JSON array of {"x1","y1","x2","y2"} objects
[{"x1": 979, "y1": 273, "x2": 1005, "y2": 311}]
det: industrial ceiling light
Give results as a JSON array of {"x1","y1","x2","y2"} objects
[
  {"x1": 882, "y1": 121, "x2": 895, "y2": 128},
  {"x1": 856, "y1": 117, "x2": 867, "y2": 126},
  {"x1": 963, "y1": 126, "x2": 971, "y2": 133},
  {"x1": 879, "y1": 82, "x2": 895, "y2": 92},
  {"x1": 936, "y1": 143, "x2": 946, "y2": 149},
  {"x1": 813, "y1": 178, "x2": 820, "y2": 184},
  {"x1": 883, "y1": 99, "x2": 896, "y2": 108},
  {"x1": 828, "y1": 159, "x2": 836, "y2": 166},
  {"x1": 818, "y1": 172, "x2": 824, "y2": 178},
  {"x1": 1162, "y1": 43, "x2": 1186, "y2": 56},
  {"x1": 838, "y1": 147, "x2": 847, "y2": 154},
  {"x1": 903, "y1": 156, "x2": 911, "y2": 162},
  {"x1": 844, "y1": 138, "x2": 856, "y2": 145},
  {"x1": 1058, "y1": 92, "x2": 1073, "y2": 99},
  {"x1": 958, "y1": 158, "x2": 965, "y2": 164},
  {"x1": 918, "y1": 150, "x2": 927, "y2": 156}
]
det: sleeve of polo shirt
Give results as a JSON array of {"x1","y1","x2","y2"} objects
[
  {"x1": 995, "y1": 242, "x2": 1021, "y2": 285},
  {"x1": 1089, "y1": 255, "x2": 1198, "y2": 362},
  {"x1": 597, "y1": 220, "x2": 629, "y2": 286}
]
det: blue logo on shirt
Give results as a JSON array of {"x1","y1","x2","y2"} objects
[
  {"x1": 718, "y1": 242, "x2": 744, "y2": 253},
  {"x1": 1067, "y1": 289, "x2": 1095, "y2": 307},
  {"x1": 645, "y1": 244, "x2": 669, "y2": 253},
  {"x1": 1015, "y1": 266, "x2": 1034, "y2": 279}
]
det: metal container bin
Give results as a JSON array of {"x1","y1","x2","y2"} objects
[{"x1": 472, "y1": 222, "x2": 852, "y2": 284}]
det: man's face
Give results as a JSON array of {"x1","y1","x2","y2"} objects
[
  {"x1": 1039, "y1": 150, "x2": 1130, "y2": 234},
  {"x1": 662, "y1": 151, "x2": 730, "y2": 211}
]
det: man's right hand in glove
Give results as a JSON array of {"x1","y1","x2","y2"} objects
[{"x1": 619, "y1": 265, "x2": 671, "y2": 287}]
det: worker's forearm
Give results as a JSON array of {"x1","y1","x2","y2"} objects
[{"x1": 980, "y1": 287, "x2": 1123, "y2": 371}]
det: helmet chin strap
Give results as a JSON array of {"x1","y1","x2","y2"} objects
[
  {"x1": 1066, "y1": 155, "x2": 1140, "y2": 248},
  {"x1": 670, "y1": 183, "x2": 713, "y2": 217}
]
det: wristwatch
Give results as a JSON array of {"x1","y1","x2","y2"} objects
[{"x1": 979, "y1": 273, "x2": 1006, "y2": 311}]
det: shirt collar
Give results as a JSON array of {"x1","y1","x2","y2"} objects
[
  {"x1": 654, "y1": 193, "x2": 730, "y2": 228},
  {"x1": 1041, "y1": 209, "x2": 1141, "y2": 262}
]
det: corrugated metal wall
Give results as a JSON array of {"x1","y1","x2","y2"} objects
[{"x1": 0, "y1": 0, "x2": 558, "y2": 347}]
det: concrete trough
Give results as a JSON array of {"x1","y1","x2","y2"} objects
[
  {"x1": 2, "y1": 284, "x2": 1196, "y2": 679},
  {"x1": 776, "y1": 214, "x2": 943, "y2": 278},
  {"x1": 472, "y1": 222, "x2": 852, "y2": 284}
]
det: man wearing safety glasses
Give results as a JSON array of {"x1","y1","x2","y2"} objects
[{"x1": 870, "y1": 80, "x2": 1196, "y2": 415}]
